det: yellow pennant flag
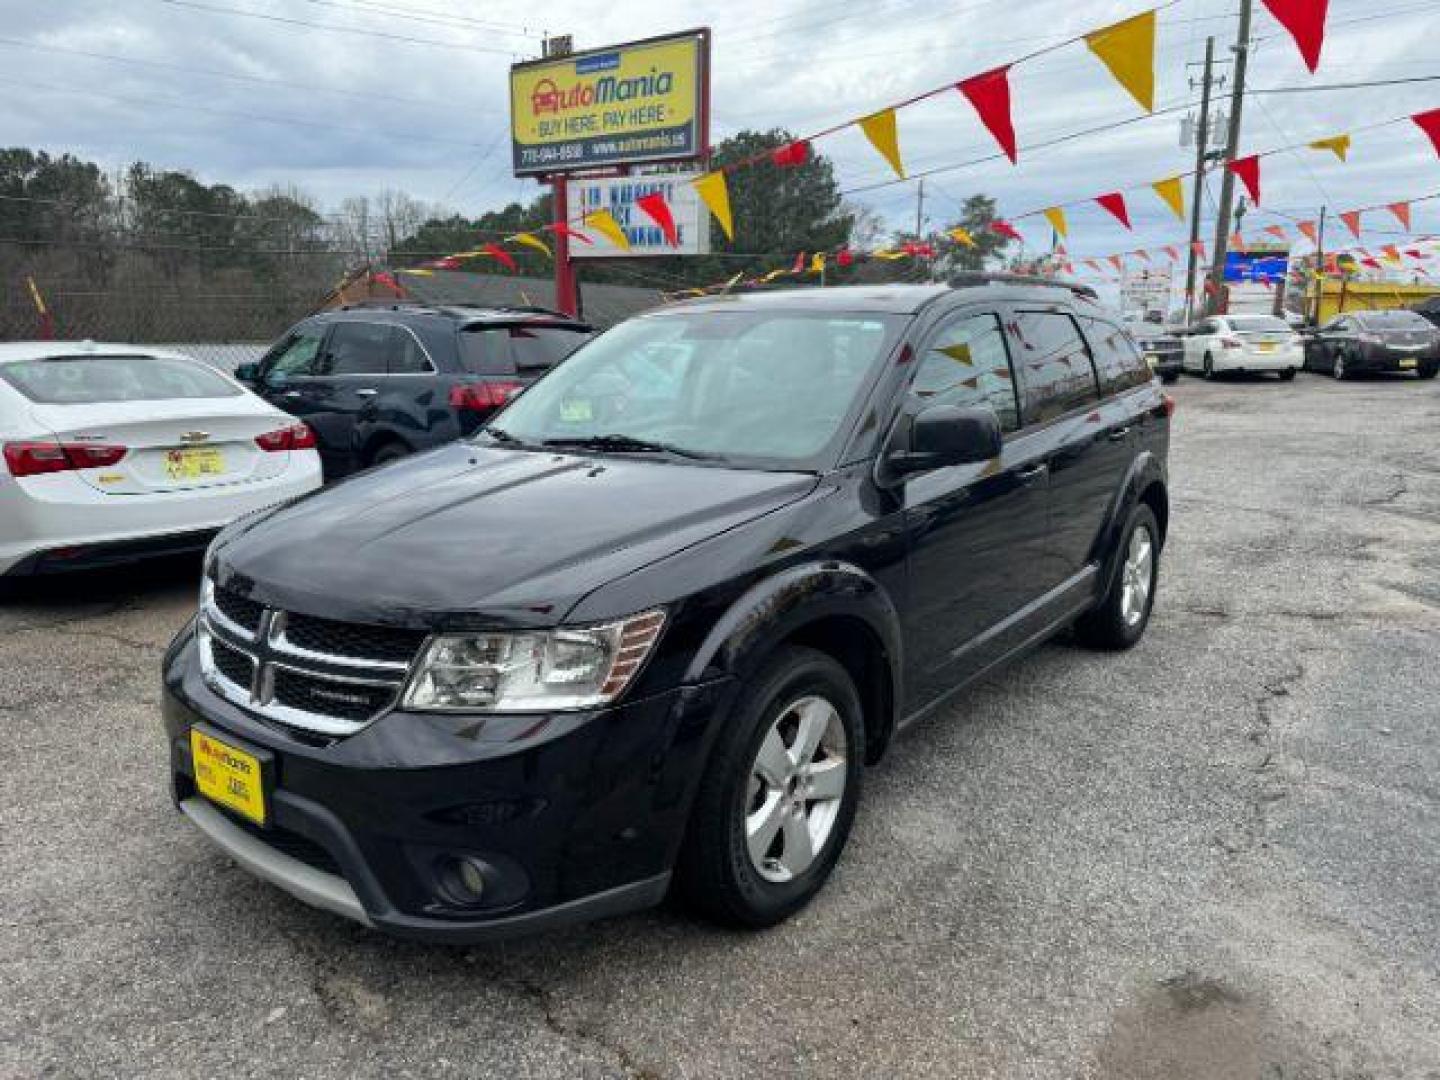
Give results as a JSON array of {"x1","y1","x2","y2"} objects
[
  {"x1": 720, "y1": 271, "x2": 744, "y2": 291},
  {"x1": 510, "y1": 232, "x2": 552, "y2": 258},
  {"x1": 1151, "y1": 176, "x2": 1186, "y2": 221},
  {"x1": 397, "y1": 268, "x2": 434, "y2": 276},
  {"x1": 947, "y1": 226, "x2": 977, "y2": 247},
  {"x1": 1042, "y1": 206, "x2": 1068, "y2": 238},
  {"x1": 937, "y1": 342, "x2": 974, "y2": 366},
  {"x1": 691, "y1": 171, "x2": 734, "y2": 242},
  {"x1": 858, "y1": 108, "x2": 905, "y2": 179},
  {"x1": 1085, "y1": 10, "x2": 1156, "y2": 112},
  {"x1": 809, "y1": 252, "x2": 827, "y2": 274},
  {"x1": 872, "y1": 249, "x2": 908, "y2": 261},
  {"x1": 1309, "y1": 134, "x2": 1351, "y2": 161},
  {"x1": 759, "y1": 267, "x2": 789, "y2": 283},
  {"x1": 583, "y1": 209, "x2": 630, "y2": 251}
]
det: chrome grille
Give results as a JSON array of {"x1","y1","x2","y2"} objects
[{"x1": 198, "y1": 578, "x2": 423, "y2": 737}]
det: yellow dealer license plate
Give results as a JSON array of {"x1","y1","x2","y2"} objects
[
  {"x1": 1257, "y1": 343, "x2": 1276, "y2": 353},
  {"x1": 165, "y1": 446, "x2": 226, "y2": 481},
  {"x1": 1399, "y1": 358, "x2": 1417, "y2": 370},
  {"x1": 191, "y1": 728, "x2": 267, "y2": 825}
]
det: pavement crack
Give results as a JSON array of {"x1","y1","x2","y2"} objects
[
  {"x1": 1217, "y1": 659, "x2": 1308, "y2": 858},
  {"x1": 1363, "y1": 474, "x2": 1408, "y2": 507}
]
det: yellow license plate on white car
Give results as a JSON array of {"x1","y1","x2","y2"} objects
[
  {"x1": 165, "y1": 446, "x2": 225, "y2": 480},
  {"x1": 191, "y1": 728, "x2": 267, "y2": 825},
  {"x1": 1399, "y1": 358, "x2": 1417, "y2": 369},
  {"x1": 1256, "y1": 343, "x2": 1276, "y2": 353}
]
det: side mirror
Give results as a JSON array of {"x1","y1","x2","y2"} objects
[
  {"x1": 233, "y1": 362, "x2": 260, "y2": 384},
  {"x1": 888, "y1": 405, "x2": 1003, "y2": 476}
]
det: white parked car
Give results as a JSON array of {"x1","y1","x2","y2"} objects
[
  {"x1": 1181, "y1": 314, "x2": 1303, "y2": 380},
  {"x1": 0, "y1": 342, "x2": 322, "y2": 577}
]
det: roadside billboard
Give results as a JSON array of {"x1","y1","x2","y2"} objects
[
  {"x1": 509, "y1": 30, "x2": 710, "y2": 177},
  {"x1": 568, "y1": 173, "x2": 711, "y2": 257},
  {"x1": 1224, "y1": 247, "x2": 1289, "y2": 284}
]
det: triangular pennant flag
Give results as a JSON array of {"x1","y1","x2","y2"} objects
[
  {"x1": 1083, "y1": 258, "x2": 1101, "y2": 273},
  {"x1": 583, "y1": 209, "x2": 630, "y2": 251},
  {"x1": 510, "y1": 232, "x2": 552, "y2": 258},
  {"x1": 947, "y1": 226, "x2": 977, "y2": 247},
  {"x1": 1042, "y1": 206, "x2": 1068, "y2": 238},
  {"x1": 1134, "y1": 249, "x2": 1151, "y2": 263},
  {"x1": 482, "y1": 242, "x2": 517, "y2": 271},
  {"x1": 549, "y1": 221, "x2": 593, "y2": 245},
  {"x1": 858, "y1": 108, "x2": 905, "y2": 179},
  {"x1": 771, "y1": 140, "x2": 811, "y2": 167},
  {"x1": 760, "y1": 267, "x2": 788, "y2": 283},
  {"x1": 1309, "y1": 134, "x2": 1350, "y2": 161},
  {"x1": 937, "y1": 342, "x2": 974, "y2": 366},
  {"x1": 1340, "y1": 210, "x2": 1362, "y2": 239},
  {"x1": 1107, "y1": 254, "x2": 1125, "y2": 272},
  {"x1": 990, "y1": 219, "x2": 1024, "y2": 242},
  {"x1": 1265, "y1": 224, "x2": 1288, "y2": 241},
  {"x1": 1055, "y1": 241, "x2": 1068, "y2": 255},
  {"x1": 1360, "y1": 256, "x2": 1381, "y2": 270},
  {"x1": 1405, "y1": 248, "x2": 1426, "y2": 260},
  {"x1": 1413, "y1": 109, "x2": 1440, "y2": 157},
  {"x1": 1163, "y1": 245, "x2": 1180, "y2": 261},
  {"x1": 1151, "y1": 176, "x2": 1186, "y2": 221},
  {"x1": 635, "y1": 192, "x2": 680, "y2": 247},
  {"x1": 1260, "y1": 0, "x2": 1329, "y2": 73},
  {"x1": 1085, "y1": 10, "x2": 1156, "y2": 112},
  {"x1": 1297, "y1": 220, "x2": 1319, "y2": 244},
  {"x1": 691, "y1": 172, "x2": 734, "y2": 241},
  {"x1": 1095, "y1": 192, "x2": 1132, "y2": 229},
  {"x1": 791, "y1": 251, "x2": 807, "y2": 274},
  {"x1": 1191, "y1": 240, "x2": 1207, "y2": 257},
  {"x1": 872, "y1": 249, "x2": 908, "y2": 261},
  {"x1": 836, "y1": 248, "x2": 854, "y2": 267},
  {"x1": 1228, "y1": 155, "x2": 1262, "y2": 205},
  {"x1": 1388, "y1": 201, "x2": 1412, "y2": 230},
  {"x1": 957, "y1": 66, "x2": 1018, "y2": 164},
  {"x1": 809, "y1": 252, "x2": 826, "y2": 274},
  {"x1": 1229, "y1": 231, "x2": 1245, "y2": 251},
  {"x1": 1381, "y1": 244, "x2": 1403, "y2": 263}
]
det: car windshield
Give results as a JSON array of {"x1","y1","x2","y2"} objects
[
  {"x1": 0, "y1": 354, "x2": 241, "y2": 404},
  {"x1": 1357, "y1": 310, "x2": 1431, "y2": 330},
  {"x1": 486, "y1": 310, "x2": 905, "y2": 469},
  {"x1": 1228, "y1": 316, "x2": 1291, "y2": 333}
]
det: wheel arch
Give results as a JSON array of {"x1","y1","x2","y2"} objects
[
  {"x1": 360, "y1": 429, "x2": 413, "y2": 464},
  {"x1": 1092, "y1": 452, "x2": 1168, "y2": 597}
]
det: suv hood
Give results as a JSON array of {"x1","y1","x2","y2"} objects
[{"x1": 213, "y1": 443, "x2": 818, "y2": 626}]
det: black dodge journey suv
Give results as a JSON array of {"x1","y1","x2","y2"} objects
[{"x1": 162, "y1": 278, "x2": 1172, "y2": 940}]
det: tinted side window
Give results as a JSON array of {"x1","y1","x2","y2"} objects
[
  {"x1": 911, "y1": 311, "x2": 1019, "y2": 432},
  {"x1": 325, "y1": 322, "x2": 390, "y2": 376},
  {"x1": 387, "y1": 327, "x2": 432, "y2": 374},
  {"x1": 508, "y1": 327, "x2": 592, "y2": 371},
  {"x1": 457, "y1": 329, "x2": 515, "y2": 376},
  {"x1": 1010, "y1": 310, "x2": 1100, "y2": 425},
  {"x1": 265, "y1": 329, "x2": 325, "y2": 378},
  {"x1": 1082, "y1": 317, "x2": 1152, "y2": 395}
]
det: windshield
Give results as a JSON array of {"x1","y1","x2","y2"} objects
[
  {"x1": 487, "y1": 310, "x2": 905, "y2": 468},
  {"x1": 1228, "y1": 316, "x2": 1291, "y2": 333},
  {"x1": 1357, "y1": 310, "x2": 1431, "y2": 330},
  {"x1": 0, "y1": 354, "x2": 242, "y2": 404}
]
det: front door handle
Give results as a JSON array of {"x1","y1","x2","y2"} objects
[
  {"x1": 281, "y1": 390, "x2": 303, "y2": 400},
  {"x1": 1015, "y1": 462, "x2": 1048, "y2": 484},
  {"x1": 1108, "y1": 426, "x2": 1132, "y2": 442},
  {"x1": 354, "y1": 388, "x2": 379, "y2": 398}
]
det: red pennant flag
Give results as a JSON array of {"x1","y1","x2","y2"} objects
[
  {"x1": 1359, "y1": 256, "x2": 1381, "y2": 269},
  {"x1": 1163, "y1": 245, "x2": 1180, "y2": 261},
  {"x1": 1228, "y1": 155, "x2": 1262, "y2": 205},
  {"x1": 1265, "y1": 224, "x2": 1288, "y2": 241},
  {"x1": 1405, "y1": 248, "x2": 1426, "y2": 260},
  {"x1": 990, "y1": 219, "x2": 1024, "y2": 242},
  {"x1": 1297, "y1": 220, "x2": 1318, "y2": 244},
  {"x1": 1259, "y1": 0, "x2": 1329, "y2": 72},
  {"x1": 1388, "y1": 202, "x2": 1412, "y2": 230},
  {"x1": 1203, "y1": 279, "x2": 1218, "y2": 296},
  {"x1": 548, "y1": 221, "x2": 594, "y2": 245},
  {"x1": 791, "y1": 251, "x2": 806, "y2": 274},
  {"x1": 635, "y1": 192, "x2": 680, "y2": 247},
  {"x1": 1083, "y1": 258, "x2": 1101, "y2": 272},
  {"x1": 1229, "y1": 231, "x2": 1245, "y2": 251},
  {"x1": 957, "y1": 66, "x2": 1018, "y2": 164},
  {"x1": 1107, "y1": 254, "x2": 1124, "y2": 271},
  {"x1": 1382, "y1": 244, "x2": 1402, "y2": 262},
  {"x1": 836, "y1": 248, "x2": 854, "y2": 267},
  {"x1": 772, "y1": 140, "x2": 811, "y2": 167},
  {"x1": 1412, "y1": 108, "x2": 1440, "y2": 157},
  {"x1": 1191, "y1": 240, "x2": 1207, "y2": 257},
  {"x1": 1340, "y1": 210, "x2": 1363, "y2": 239},
  {"x1": 1134, "y1": 249, "x2": 1151, "y2": 263},
  {"x1": 1095, "y1": 192, "x2": 1131, "y2": 229},
  {"x1": 483, "y1": 243, "x2": 517, "y2": 271}
]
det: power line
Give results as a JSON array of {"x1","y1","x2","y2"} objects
[{"x1": 290, "y1": 0, "x2": 542, "y2": 37}]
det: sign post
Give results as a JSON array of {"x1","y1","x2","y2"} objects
[{"x1": 509, "y1": 29, "x2": 711, "y2": 317}]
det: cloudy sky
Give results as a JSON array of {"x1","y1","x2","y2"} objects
[{"x1": 2, "y1": 0, "x2": 1437, "y2": 281}]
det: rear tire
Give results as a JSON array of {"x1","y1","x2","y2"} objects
[
  {"x1": 1160, "y1": 371, "x2": 1179, "y2": 385},
  {"x1": 1417, "y1": 364, "x2": 1438, "y2": 380},
  {"x1": 1203, "y1": 353, "x2": 1215, "y2": 380},
  {"x1": 1279, "y1": 368, "x2": 1296, "y2": 382},
  {"x1": 674, "y1": 646, "x2": 864, "y2": 929},
  {"x1": 1074, "y1": 504, "x2": 1160, "y2": 651},
  {"x1": 369, "y1": 441, "x2": 410, "y2": 467},
  {"x1": 1333, "y1": 352, "x2": 1348, "y2": 380}
]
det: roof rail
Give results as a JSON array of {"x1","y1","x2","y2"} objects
[
  {"x1": 336, "y1": 300, "x2": 431, "y2": 311},
  {"x1": 493, "y1": 304, "x2": 575, "y2": 318},
  {"x1": 946, "y1": 272, "x2": 1099, "y2": 300}
]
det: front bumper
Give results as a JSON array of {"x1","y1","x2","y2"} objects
[{"x1": 163, "y1": 627, "x2": 731, "y2": 942}]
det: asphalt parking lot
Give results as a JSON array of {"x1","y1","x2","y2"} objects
[{"x1": 4, "y1": 371, "x2": 1439, "y2": 1080}]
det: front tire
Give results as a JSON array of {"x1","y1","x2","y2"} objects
[
  {"x1": 674, "y1": 646, "x2": 864, "y2": 928},
  {"x1": 1203, "y1": 353, "x2": 1215, "y2": 380},
  {"x1": 1333, "y1": 351, "x2": 1348, "y2": 380},
  {"x1": 1074, "y1": 504, "x2": 1160, "y2": 651},
  {"x1": 1279, "y1": 368, "x2": 1296, "y2": 381}
]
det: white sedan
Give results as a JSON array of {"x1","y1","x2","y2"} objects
[
  {"x1": 0, "y1": 342, "x2": 321, "y2": 577},
  {"x1": 1182, "y1": 314, "x2": 1303, "y2": 380}
]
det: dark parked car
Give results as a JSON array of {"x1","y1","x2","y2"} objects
[
  {"x1": 1129, "y1": 322, "x2": 1183, "y2": 383},
  {"x1": 235, "y1": 304, "x2": 593, "y2": 478},
  {"x1": 1302, "y1": 309, "x2": 1440, "y2": 380},
  {"x1": 1413, "y1": 296, "x2": 1440, "y2": 330},
  {"x1": 163, "y1": 278, "x2": 1172, "y2": 940}
]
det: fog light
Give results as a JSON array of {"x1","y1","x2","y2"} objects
[{"x1": 437, "y1": 855, "x2": 489, "y2": 906}]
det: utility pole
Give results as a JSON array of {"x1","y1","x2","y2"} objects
[
  {"x1": 1183, "y1": 36, "x2": 1217, "y2": 326},
  {"x1": 1206, "y1": 0, "x2": 1253, "y2": 315},
  {"x1": 915, "y1": 178, "x2": 925, "y2": 241},
  {"x1": 1310, "y1": 205, "x2": 1328, "y2": 324}
]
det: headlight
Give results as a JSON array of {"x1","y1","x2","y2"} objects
[{"x1": 401, "y1": 609, "x2": 666, "y2": 713}]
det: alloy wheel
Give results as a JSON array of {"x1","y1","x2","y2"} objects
[
  {"x1": 1120, "y1": 524, "x2": 1155, "y2": 628},
  {"x1": 744, "y1": 695, "x2": 848, "y2": 883}
]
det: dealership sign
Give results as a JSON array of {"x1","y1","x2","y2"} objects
[
  {"x1": 568, "y1": 174, "x2": 710, "y2": 258},
  {"x1": 510, "y1": 30, "x2": 710, "y2": 176}
]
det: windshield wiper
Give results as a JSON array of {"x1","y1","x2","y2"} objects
[
  {"x1": 479, "y1": 425, "x2": 530, "y2": 447},
  {"x1": 540, "y1": 433, "x2": 716, "y2": 460}
]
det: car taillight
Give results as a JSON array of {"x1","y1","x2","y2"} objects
[
  {"x1": 449, "y1": 381, "x2": 523, "y2": 412},
  {"x1": 1160, "y1": 392, "x2": 1177, "y2": 418},
  {"x1": 254, "y1": 423, "x2": 316, "y2": 452},
  {"x1": 3, "y1": 440, "x2": 127, "y2": 477}
]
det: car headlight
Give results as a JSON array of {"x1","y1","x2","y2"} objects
[{"x1": 401, "y1": 609, "x2": 667, "y2": 713}]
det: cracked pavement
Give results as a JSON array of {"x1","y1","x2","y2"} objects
[{"x1": 3, "y1": 372, "x2": 1439, "y2": 1078}]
